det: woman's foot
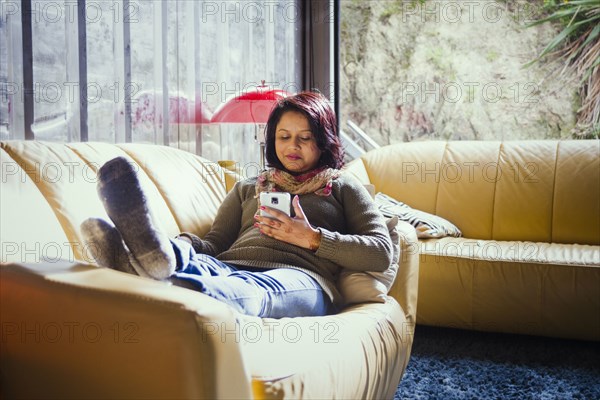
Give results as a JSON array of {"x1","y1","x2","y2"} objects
[
  {"x1": 80, "y1": 217, "x2": 150, "y2": 277},
  {"x1": 96, "y1": 157, "x2": 176, "y2": 280}
]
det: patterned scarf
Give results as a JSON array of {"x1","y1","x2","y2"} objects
[{"x1": 255, "y1": 167, "x2": 340, "y2": 205}]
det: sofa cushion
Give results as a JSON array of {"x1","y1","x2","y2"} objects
[
  {"x1": 1, "y1": 141, "x2": 114, "y2": 261},
  {"x1": 360, "y1": 140, "x2": 600, "y2": 245},
  {"x1": 114, "y1": 144, "x2": 226, "y2": 238},
  {"x1": 0, "y1": 148, "x2": 72, "y2": 263},
  {"x1": 374, "y1": 192, "x2": 462, "y2": 239},
  {"x1": 338, "y1": 216, "x2": 401, "y2": 304},
  {"x1": 417, "y1": 237, "x2": 600, "y2": 340}
]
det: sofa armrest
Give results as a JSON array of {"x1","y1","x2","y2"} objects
[
  {"x1": 388, "y1": 221, "x2": 420, "y2": 328},
  {"x1": 0, "y1": 260, "x2": 251, "y2": 400}
]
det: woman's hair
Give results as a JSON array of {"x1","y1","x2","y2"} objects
[{"x1": 264, "y1": 91, "x2": 345, "y2": 171}]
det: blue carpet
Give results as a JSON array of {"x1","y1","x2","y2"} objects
[{"x1": 394, "y1": 326, "x2": 600, "y2": 400}]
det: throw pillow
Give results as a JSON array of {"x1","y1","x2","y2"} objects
[
  {"x1": 338, "y1": 216, "x2": 401, "y2": 305},
  {"x1": 374, "y1": 192, "x2": 462, "y2": 239}
]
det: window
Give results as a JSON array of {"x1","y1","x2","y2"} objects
[
  {"x1": 0, "y1": 4, "x2": 9, "y2": 139},
  {"x1": 340, "y1": 1, "x2": 582, "y2": 144},
  {"x1": 1, "y1": 0, "x2": 303, "y2": 166}
]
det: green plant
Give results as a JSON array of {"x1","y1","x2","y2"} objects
[{"x1": 527, "y1": 0, "x2": 600, "y2": 138}]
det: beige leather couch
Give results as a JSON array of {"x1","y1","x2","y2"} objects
[
  {"x1": 0, "y1": 141, "x2": 419, "y2": 399},
  {"x1": 345, "y1": 140, "x2": 600, "y2": 341}
]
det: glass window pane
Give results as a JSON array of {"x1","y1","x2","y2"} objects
[
  {"x1": 0, "y1": 10, "x2": 9, "y2": 139},
  {"x1": 340, "y1": 1, "x2": 580, "y2": 144},
  {"x1": 1, "y1": 0, "x2": 26, "y2": 140},
  {"x1": 198, "y1": 0, "x2": 301, "y2": 166},
  {"x1": 2, "y1": 0, "x2": 301, "y2": 154},
  {"x1": 31, "y1": 0, "x2": 68, "y2": 141},
  {"x1": 86, "y1": 0, "x2": 121, "y2": 142},
  {"x1": 129, "y1": 0, "x2": 157, "y2": 144}
]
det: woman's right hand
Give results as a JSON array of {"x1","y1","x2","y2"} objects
[{"x1": 254, "y1": 195, "x2": 321, "y2": 251}]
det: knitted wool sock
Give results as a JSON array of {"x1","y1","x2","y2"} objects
[
  {"x1": 80, "y1": 217, "x2": 150, "y2": 277},
  {"x1": 97, "y1": 157, "x2": 176, "y2": 280}
]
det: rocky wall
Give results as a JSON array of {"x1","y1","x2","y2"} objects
[{"x1": 341, "y1": 0, "x2": 580, "y2": 144}]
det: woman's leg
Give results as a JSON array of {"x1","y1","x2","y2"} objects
[
  {"x1": 171, "y1": 239, "x2": 332, "y2": 318},
  {"x1": 241, "y1": 268, "x2": 332, "y2": 318},
  {"x1": 96, "y1": 156, "x2": 176, "y2": 279},
  {"x1": 81, "y1": 226, "x2": 331, "y2": 318},
  {"x1": 81, "y1": 217, "x2": 150, "y2": 277}
]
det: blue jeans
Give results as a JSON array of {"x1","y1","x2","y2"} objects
[{"x1": 169, "y1": 238, "x2": 332, "y2": 318}]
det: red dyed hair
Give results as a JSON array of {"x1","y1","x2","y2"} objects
[{"x1": 264, "y1": 91, "x2": 345, "y2": 171}]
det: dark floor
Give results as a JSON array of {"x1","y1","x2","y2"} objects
[{"x1": 394, "y1": 325, "x2": 600, "y2": 400}]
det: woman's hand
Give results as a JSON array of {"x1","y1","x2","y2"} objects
[{"x1": 254, "y1": 195, "x2": 321, "y2": 251}]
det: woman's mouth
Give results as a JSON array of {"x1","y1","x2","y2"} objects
[{"x1": 286, "y1": 154, "x2": 301, "y2": 160}]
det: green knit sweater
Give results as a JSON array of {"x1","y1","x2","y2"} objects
[{"x1": 187, "y1": 174, "x2": 393, "y2": 307}]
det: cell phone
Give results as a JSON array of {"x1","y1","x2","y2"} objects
[{"x1": 260, "y1": 192, "x2": 291, "y2": 218}]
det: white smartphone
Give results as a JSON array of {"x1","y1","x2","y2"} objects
[{"x1": 260, "y1": 192, "x2": 291, "y2": 218}]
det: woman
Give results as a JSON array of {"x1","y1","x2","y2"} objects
[{"x1": 82, "y1": 91, "x2": 392, "y2": 318}]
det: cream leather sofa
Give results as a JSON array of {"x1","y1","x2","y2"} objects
[
  {"x1": 0, "y1": 141, "x2": 419, "y2": 400},
  {"x1": 345, "y1": 140, "x2": 600, "y2": 341}
]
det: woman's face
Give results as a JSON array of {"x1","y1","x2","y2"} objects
[{"x1": 275, "y1": 111, "x2": 322, "y2": 174}]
